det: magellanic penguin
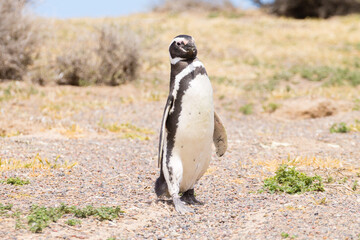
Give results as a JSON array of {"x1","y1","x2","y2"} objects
[{"x1": 155, "y1": 35, "x2": 227, "y2": 214}]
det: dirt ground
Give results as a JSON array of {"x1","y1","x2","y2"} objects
[{"x1": 0, "y1": 82, "x2": 359, "y2": 239}]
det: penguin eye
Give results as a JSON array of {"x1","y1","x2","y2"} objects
[{"x1": 176, "y1": 42, "x2": 181, "y2": 46}]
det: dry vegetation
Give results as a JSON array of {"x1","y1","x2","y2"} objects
[
  {"x1": 254, "y1": 0, "x2": 360, "y2": 19},
  {"x1": 0, "y1": 1, "x2": 140, "y2": 86},
  {"x1": 0, "y1": 0, "x2": 38, "y2": 80},
  {"x1": 55, "y1": 25, "x2": 140, "y2": 86},
  {"x1": 153, "y1": 0, "x2": 236, "y2": 13}
]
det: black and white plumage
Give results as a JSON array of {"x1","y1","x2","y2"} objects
[{"x1": 155, "y1": 35, "x2": 227, "y2": 214}]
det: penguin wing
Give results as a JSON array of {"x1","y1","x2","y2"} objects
[
  {"x1": 158, "y1": 96, "x2": 173, "y2": 168},
  {"x1": 213, "y1": 111, "x2": 227, "y2": 157}
]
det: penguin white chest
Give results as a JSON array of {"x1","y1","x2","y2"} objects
[{"x1": 175, "y1": 73, "x2": 214, "y2": 191}]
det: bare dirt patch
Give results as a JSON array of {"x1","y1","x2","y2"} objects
[{"x1": 273, "y1": 97, "x2": 352, "y2": 120}]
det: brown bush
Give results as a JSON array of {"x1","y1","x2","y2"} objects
[
  {"x1": 56, "y1": 47, "x2": 98, "y2": 86},
  {"x1": 153, "y1": 0, "x2": 236, "y2": 13},
  {"x1": 97, "y1": 25, "x2": 140, "y2": 86},
  {"x1": 55, "y1": 25, "x2": 140, "y2": 86},
  {"x1": 0, "y1": 0, "x2": 38, "y2": 80},
  {"x1": 253, "y1": 0, "x2": 360, "y2": 19}
]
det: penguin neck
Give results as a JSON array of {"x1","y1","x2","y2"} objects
[{"x1": 170, "y1": 58, "x2": 197, "y2": 83}]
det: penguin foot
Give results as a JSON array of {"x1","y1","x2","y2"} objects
[
  {"x1": 173, "y1": 197, "x2": 194, "y2": 214},
  {"x1": 180, "y1": 189, "x2": 204, "y2": 205}
]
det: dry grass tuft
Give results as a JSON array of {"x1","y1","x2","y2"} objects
[
  {"x1": 0, "y1": 0, "x2": 38, "y2": 80},
  {"x1": 55, "y1": 25, "x2": 140, "y2": 86},
  {"x1": 256, "y1": 155, "x2": 347, "y2": 173},
  {"x1": 0, "y1": 154, "x2": 77, "y2": 173},
  {"x1": 97, "y1": 25, "x2": 140, "y2": 86},
  {"x1": 99, "y1": 120, "x2": 154, "y2": 140},
  {"x1": 153, "y1": 0, "x2": 236, "y2": 13},
  {"x1": 55, "y1": 36, "x2": 99, "y2": 86}
]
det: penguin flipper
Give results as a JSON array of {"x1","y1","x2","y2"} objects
[
  {"x1": 158, "y1": 96, "x2": 173, "y2": 168},
  {"x1": 213, "y1": 111, "x2": 227, "y2": 157}
]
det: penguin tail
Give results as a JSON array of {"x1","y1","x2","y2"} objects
[{"x1": 155, "y1": 172, "x2": 168, "y2": 197}]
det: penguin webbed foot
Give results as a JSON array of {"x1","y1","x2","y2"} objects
[
  {"x1": 173, "y1": 197, "x2": 194, "y2": 214},
  {"x1": 180, "y1": 189, "x2": 204, "y2": 205}
]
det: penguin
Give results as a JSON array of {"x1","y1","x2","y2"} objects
[{"x1": 155, "y1": 35, "x2": 227, "y2": 214}]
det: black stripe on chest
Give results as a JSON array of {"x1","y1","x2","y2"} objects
[{"x1": 165, "y1": 65, "x2": 207, "y2": 176}]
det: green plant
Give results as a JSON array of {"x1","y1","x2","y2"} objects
[
  {"x1": 65, "y1": 219, "x2": 81, "y2": 226},
  {"x1": 353, "y1": 180, "x2": 358, "y2": 191},
  {"x1": 338, "y1": 177, "x2": 349, "y2": 184},
  {"x1": 326, "y1": 176, "x2": 334, "y2": 183},
  {"x1": 73, "y1": 205, "x2": 123, "y2": 221},
  {"x1": 0, "y1": 203, "x2": 13, "y2": 215},
  {"x1": 263, "y1": 102, "x2": 280, "y2": 113},
  {"x1": 330, "y1": 122, "x2": 350, "y2": 133},
  {"x1": 262, "y1": 165, "x2": 324, "y2": 194},
  {"x1": 2, "y1": 177, "x2": 30, "y2": 186},
  {"x1": 0, "y1": 83, "x2": 39, "y2": 103},
  {"x1": 281, "y1": 232, "x2": 290, "y2": 238},
  {"x1": 27, "y1": 205, "x2": 63, "y2": 233},
  {"x1": 27, "y1": 204, "x2": 123, "y2": 233},
  {"x1": 13, "y1": 210, "x2": 24, "y2": 229},
  {"x1": 239, "y1": 103, "x2": 253, "y2": 115},
  {"x1": 281, "y1": 232, "x2": 297, "y2": 239},
  {"x1": 296, "y1": 66, "x2": 332, "y2": 82},
  {"x1": 293, "y1": 65, "x2": 360, "y2": 87},
  {"x1": 354, "y1": 99, "x2": 360, "y2": 111}
]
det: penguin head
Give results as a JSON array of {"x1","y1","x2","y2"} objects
[{"x1": 169, "y1": 35, "x2": 197, "y2": 64}]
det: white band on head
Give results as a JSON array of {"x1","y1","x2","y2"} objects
[{"x1": 169, "y1": 37, "x2": 189, "y2": 48}]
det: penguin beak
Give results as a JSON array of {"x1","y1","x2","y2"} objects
[{"x1": 185, "y1": 44, "x2": 197, "y2": 56}]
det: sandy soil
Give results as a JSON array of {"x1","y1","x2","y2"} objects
[{"x1": 0, "y1": 83, "x2": 360, "y2": 239}]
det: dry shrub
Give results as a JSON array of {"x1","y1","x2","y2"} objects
[
  {"x1": 254, "y1": 0, "x2": 360, "y2": 19},
  {"x1": 56, "y1": 35, "x2": 99, "y2": 86},
  {"x1": 0, "y1": 0, "x2": 38, "y2": 80},
  {"x1": 97, "y1": 26, "x2": 139, "y2": 86},
  {"x1": 153, "y1": 0, "x2": 236, "y2": 13},
  {"x1": 56, "y1": 26, "x2": 140, "y2": 86}
]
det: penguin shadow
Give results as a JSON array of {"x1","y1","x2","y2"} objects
[
  {"x1": 155, "y1": 198, "x2": 204, "y2": 213},
  {"x1": 155, "y1": 198, "x2": 174, "y2": 206}
]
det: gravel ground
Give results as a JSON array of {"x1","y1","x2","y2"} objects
[{"x1": 1, "y1": 84, "x2": 360, "y2": 239}]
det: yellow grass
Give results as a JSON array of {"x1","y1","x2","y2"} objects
[
  {"x1": 59, "y1": 123, "x2": 84, "y2": 138},
  {"x1": 34, "y1": 11, "x2": 360, "y2": 101},
  {"x1": 99, "y1": 121, "x2": 155, "y2": 140},
  {"x1": 254, "y1": 155, "x2": 349, "y2": 173},
  {"x1": 0, "y1": 154, "x2": 77, "y2": 173}
]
